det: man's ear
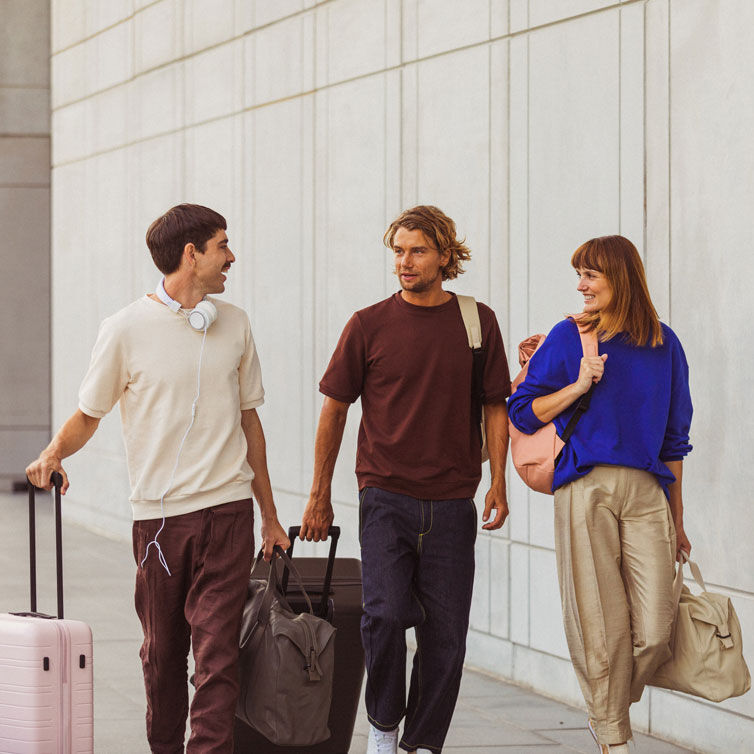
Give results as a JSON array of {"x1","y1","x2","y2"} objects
[{"x1": 183, "y1": 242, "x2": 197, "y2": 267}]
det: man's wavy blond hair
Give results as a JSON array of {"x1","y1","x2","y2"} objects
[{"x1": 383, "y1": 205, "x2": 471, "y2": 280}]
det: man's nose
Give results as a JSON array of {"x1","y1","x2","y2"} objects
[{"x1": 227, "y1": 248, "x2": 236, "y2": 263}]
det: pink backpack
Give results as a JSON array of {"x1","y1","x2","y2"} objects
[{"x1": 508, "y1": 324, "x2": 598, "y2": 495}]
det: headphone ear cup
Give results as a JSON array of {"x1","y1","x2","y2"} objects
[{"x1": 188, "y1": 300, "x2": 218, "y2": 331}]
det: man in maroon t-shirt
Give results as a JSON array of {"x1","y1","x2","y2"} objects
[{"x1": 299, "y1": 206, "x2": 511, "y2": 754}]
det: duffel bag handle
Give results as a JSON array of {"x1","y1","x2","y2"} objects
[
  {"x1": 672, "y1": 551, "x2": 707, "y2": 604},
  {"x1": 251, "y1": 545, "x2": 316, "y2": 614},
  {"x1": 671, "y1": 553, "x2": 734, "y2": 650},
  {"x1": 240, "y1": 547, "x2": 315, "y2": 650}
]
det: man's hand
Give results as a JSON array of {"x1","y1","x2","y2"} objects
[
  {"x1": 300, "y1": 496, "x2": 334, "y2": 542},
  {"x1": 260, "y1": 516, "x2": 290, "y2": 562},
  {"x1": 26, "y1": 453, "x2": 69, "y2": 493},
  {"x1": 24, "y1": 409, "x2": 100, "y2": 495},
  {"x1": 482, "y1": 483, "x2": 509, "y2": 530}
]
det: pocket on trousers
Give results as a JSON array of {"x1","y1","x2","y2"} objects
[
  {"x1": 132, "y1": 522, "x2": 149, "y2": 566},
  {"x1": 358, "y1": 487, "x2": 369, "y2": 545},
  {"x1": 468, "y1": 498, "x2": 478, "y2": 543}
]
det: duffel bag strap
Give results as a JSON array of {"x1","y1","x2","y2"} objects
[
  {"x1": 270, "y1": 546, "x2": 315, "y2": 614},
  {"x1": 677, "y1": 555, "x2": 734, "y2": 649}
]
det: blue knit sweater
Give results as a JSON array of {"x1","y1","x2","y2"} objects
[{"x1": 507, "y1": 318, "x2": 693, "y2": 497}]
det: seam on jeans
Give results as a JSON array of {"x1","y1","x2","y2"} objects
[
  {"x1": 359, "y1": 488, "x2": 370, "y2": 610},
  {"x1": 417, "y1": 500, "x2": 433, "y2": 553},
  {"x1": 367, "y1": 711, "x2": 403, "y2": 729},
  {"x1": 424, "y1": 501, "x2": 434, "y2": 536},
  {"x1": 358, "y1": 487, "x2": 368, "y2": 546},
  {"x1": 417, "y1": 499, "x2": 424, "y2": 553},
  {"x1": 468, "y1": 497, "x2": 478, "y2": 530},
  {"x1": 400, "y1": 739, "x2": 438, "y2": 753},
  {"x1": 404, "y1": 622, "x2": 423, "y2": 730}
]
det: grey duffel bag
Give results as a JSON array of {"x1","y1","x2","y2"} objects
[{"x1": 236, "y1": 546, "x2": 337, "y2": 746}]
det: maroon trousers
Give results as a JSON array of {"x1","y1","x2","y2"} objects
[{"x1": 132, "y1": 498, "x2": 254, "y2": 754}]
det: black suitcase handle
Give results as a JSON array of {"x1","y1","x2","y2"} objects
[
  {"x1": 26, "y1": 472, "x2": 65, "y2": 619},
  {"x1": 282, "y1": 526, "x2": 340, "y2": 618}
]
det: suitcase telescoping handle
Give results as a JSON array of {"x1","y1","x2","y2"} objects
[
  {"x1": 282, "y1": 525, "x2": 340, "y2": 617},
  {"x1": 27, "y1": 472, "x2": 65, "y2": 619}
]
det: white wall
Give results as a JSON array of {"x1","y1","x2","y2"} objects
[
  {"x1": 49, "y1": 1, "x2": 754, "y2": 750},
  {"x1": 0, "y1": 0, "x2": 51, "y2": 491}
]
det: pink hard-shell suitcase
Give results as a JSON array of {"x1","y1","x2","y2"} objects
[{"x1": 0, "y1": 473, "x2": 94, "y2": 753}]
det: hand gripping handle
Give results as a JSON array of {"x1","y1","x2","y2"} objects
[{"x1": 283, "y1": 525, "x2": 340, "y2": 618}]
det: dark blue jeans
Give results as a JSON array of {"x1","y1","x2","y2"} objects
[{"x1": 359, "y1": 486, "x2": 477, "y2": 754}]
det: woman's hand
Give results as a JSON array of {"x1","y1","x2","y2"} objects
[
  {"x1": 532, "y1": 351, "x2": 608, "y2": 424},
  {"x1": 575, "y1": 354, "x2": 608, "y2": 395},
  {"x1": 675, "y1": 520, "x2": 692, "y2": 562}
]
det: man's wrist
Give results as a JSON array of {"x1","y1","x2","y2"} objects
[
  {"x1": 307, "y1": 492, "x2": 333, "y2": 511},
  {"x1": 308, "y1": 481, "x2": 332, "y2": 502},
  {"x1": 489, "y1": 474, "x2": 507, "y2": 492},
  {"x1": 40, "y1": 448, "x2": 61, "y2": 464}
]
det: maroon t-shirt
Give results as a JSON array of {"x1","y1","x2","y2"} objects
[{"x1": 319, "y1": 292, "x2": 511, "y2": 499}]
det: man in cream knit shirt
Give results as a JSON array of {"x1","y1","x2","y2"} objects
[{"x1": 26, "y1": 203, "x2": 289, "y2": 754}]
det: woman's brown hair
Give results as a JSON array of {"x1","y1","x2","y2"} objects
[
  {"x1": 383, "y1": 205, "x2": 470, "y2": 280},
  {"x1": 571, "y1": 235, "x2": 664, "y2": 347}
]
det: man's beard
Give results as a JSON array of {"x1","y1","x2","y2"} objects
[{"x1": 397, "y1": 271, "x2": 440, "y2": 292}]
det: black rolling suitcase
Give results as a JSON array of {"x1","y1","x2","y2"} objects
[{"x1": 233, "y1": 526, "x2": 364, "y2": 754}]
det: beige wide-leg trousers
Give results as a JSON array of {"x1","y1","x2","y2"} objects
[{"x1": 554, "y1": 465, "x2": 677, "y2": 745}]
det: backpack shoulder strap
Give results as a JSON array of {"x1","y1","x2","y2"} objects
[
  {"x1": 456, "y1": 294, "x2": 482, "y2": 349},
  {"x1": 578, "y1": 325, "x2": 599, "y2": 357},
  {"x1": 557, "y1": 323, "x2": 599, "y2": 451}
]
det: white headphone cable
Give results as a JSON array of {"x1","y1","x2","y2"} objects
[{"x1": 141, "y1": 324, "x2": 209, "y2": 575}]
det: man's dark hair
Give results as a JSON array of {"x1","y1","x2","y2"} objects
[{"x1": 146, "y1": 204, "x2": 227, "y2": 275}]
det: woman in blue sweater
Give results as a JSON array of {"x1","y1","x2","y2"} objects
[{"x1": 508, "y1": 235, "x2": 692, "y2": 754}]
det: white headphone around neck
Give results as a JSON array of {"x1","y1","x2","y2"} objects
[{"x1": 155, "y1": 278, "x2": 217, "y2": 331}]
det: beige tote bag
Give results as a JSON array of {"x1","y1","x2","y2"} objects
[{"x1": 650, "y1": 556, "x2": 751, "y2": 702}]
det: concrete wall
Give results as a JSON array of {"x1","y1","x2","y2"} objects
[
  {"x1": 49, "y1": 1, "x2": 753, "y2": 750},
  {"x1": 0, "y1": 0, "x2": 51, "y2": 491}
]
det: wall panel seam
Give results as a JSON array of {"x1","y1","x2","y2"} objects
[
  {"x1": 50, "y1": 0, "x2": 338, "y2": 59},
  {"x1": 49, "y1": 0, "x2": 644, "y2": 115},
  {"x1": 0, "y1": 183, "x2": 51, "y2": 188},
  {"x1": 0, "y1": 84, "x2": 49, "y2": 90}
]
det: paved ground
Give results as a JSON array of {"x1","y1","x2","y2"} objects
[{"x1": 0, "y1": 490, "x2": 694, "y2": 753}]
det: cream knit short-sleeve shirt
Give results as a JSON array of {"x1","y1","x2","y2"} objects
[{"x1": 78, "y1": 295, "x2": 264, "y2": 520}]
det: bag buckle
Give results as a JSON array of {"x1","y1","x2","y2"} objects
[{"x1": 717, "y1": 631, "x2": 734, "y2": 649}]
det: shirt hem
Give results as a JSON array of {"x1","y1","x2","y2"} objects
[
  {"x1": 78, "y1": 401, "x2": 108, "y2": 419},
  {"x1": 240, "y1": 397, "x2": 265, "y2": 410},
  {"x1": 484, "y1": 389, "x2": 512, "y2": 404},
  {"x1": 356, "y1": 474, "x2": 481, "y2": 501},
  {"x1": 319, "y1": 384, "x2": 359, "y2": 404},
  {"x1": 130, "y1": 480, "x2": 253, "y2": 520}
]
